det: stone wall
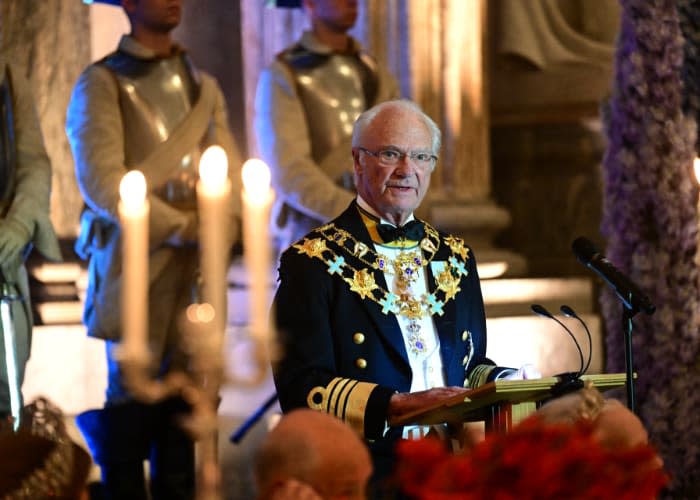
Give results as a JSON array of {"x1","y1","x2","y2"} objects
[
  {"x1": 491, "y1": 122, "x2": 606, "y2": 277},
  {"x1": 1, "y1": 0, "x2": 89, "y2": 239}
]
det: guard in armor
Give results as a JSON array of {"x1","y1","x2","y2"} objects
[
  {"x1": 254, "y1": 0, "x2": 399, "y2": 253},
  {"x1": 66, "y1": 1, "x2": 241, "y2": 498},
  {"x1": 0, "y1": 61, "x2": 61, "y2": 424}
]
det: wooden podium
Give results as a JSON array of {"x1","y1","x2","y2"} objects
[{"x1": 389, "y1": 373, "x2": 627, "y2": 432}]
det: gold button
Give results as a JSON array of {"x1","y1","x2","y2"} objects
[
  {"x1": 462, "y1": 355, "x2": 469, "y2": 365},
  {"x1": 353, "y1": 333, "x2": 365, "y2": 344},
  {"x1": 463, "y1": 379, "x2": 470, "y2": 387},
  {"x1": 355, "y1": 358, "x2": 367, "y2": 369},
  {"x1": 462, "y1": 330, "x2": 469, "y2": 341}
]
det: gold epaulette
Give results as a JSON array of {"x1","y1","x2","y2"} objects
[{"x1": 306, "y1": 377, "x2": 377, "y2": 438}]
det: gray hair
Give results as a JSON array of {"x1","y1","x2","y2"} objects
[{"x1": 351, "y1": 99, "x2": 442, "y2": 154}]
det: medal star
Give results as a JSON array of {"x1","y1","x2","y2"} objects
[
  {"x1": 349, "y1": 269, "x2": 379, "y2": 299},
  {"x1": 445, "y1": 235, "x2": 469, "y2": 260},
  {"x1": 294, "y1": 238, "x2": 327, "y2": 259},
  {"x1": 436, "y1": 269, "x2": 461, "y2": 300}
]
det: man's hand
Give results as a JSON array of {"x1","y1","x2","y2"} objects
[
  {"x1": 501, "y1": 363, "x2": 542, "y2": 381},
  {"x1": 388, "y1": 387, "x2": 470, "y2": 421},
  {"x1": 0, "y1": 220, "x2": 30, "y2": 263}
]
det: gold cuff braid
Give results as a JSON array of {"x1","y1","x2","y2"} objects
[
  {"x1": 306, "y1": 377, "x2": 378, "y2": 438},
  {"x1": 467, "y1": 364, "x2": 496, "y2": 389}
]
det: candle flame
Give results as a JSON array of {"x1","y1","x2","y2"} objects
[
  {"x1": 200, "y1": 145, "x2": 229, "y2": 187},
  {"x1": 694, "y1": 157, "x2": 700, "y2": 185},
  {"x1": 242, "y1": 159, "x2": 271, "y2": 199},
  {"x1": 119, "y1": 170, "x2": 147, "y2": 210}
]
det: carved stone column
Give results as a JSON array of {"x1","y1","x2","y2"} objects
[{"x1": 398, "y1": 0, "x2": 525, "y2": 275}]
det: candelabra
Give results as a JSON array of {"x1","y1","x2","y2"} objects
[{"x1": 117, "y1": 149, "x2": 274, "y2": 499}]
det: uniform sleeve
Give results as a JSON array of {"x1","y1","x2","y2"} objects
[
  {"x1": 272, "y1": 246, "x2": 394, "y2": 439},
  {"x1": 253, "y1": 62, "x2": 354, "y2": 222},
  {"x1": 4, "y1": 65, "x2": 53, "y2": 249}
]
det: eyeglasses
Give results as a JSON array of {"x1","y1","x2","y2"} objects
[{"x1": 357, "y1": 147, "x2": 437, "y2": 168}]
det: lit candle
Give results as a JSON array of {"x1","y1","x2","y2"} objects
[
  {"x1": 241, "y1": 159, "x2": 274, "y2": 348},
  {"x1": 119, "y1": 170, "x2": 149, "y2": 359},
  {"x1": 197, "y1": 145, "x2": 231, "y2": 339}
]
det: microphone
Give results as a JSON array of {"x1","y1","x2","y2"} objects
[
  {"x1": 530, "y1": 304, "x2": 584, "y2": 376},
  {"x1": 560, "y1": 305, "x2": 592, "y2": 375},
  {"x1": 531, "y1": 304, "x2": 586, "y2": 398},
  {"x1": 571, "y1": 237, "x2": 655, "y2": 315}
]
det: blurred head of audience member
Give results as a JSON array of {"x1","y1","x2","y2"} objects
[
  {"x1": 0, "y1": 398, "x2": 92, "y2": 499},
  {"x1": 536, "y1": 383, "x2": 660, "y2": 460},
  {"x1": 255, "y1": 409, "x2": 372, "y2": 500}
]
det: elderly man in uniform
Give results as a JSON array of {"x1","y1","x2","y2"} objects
[
  {"x1": 255, "y1": 0, "x2": 399, "y2": 254},
  {"x1": 66, "y1": 0, "x2": 241, "y2": 498},
  {"x1": 272, "y1": 100, "x2": 538, "y2": 493}
]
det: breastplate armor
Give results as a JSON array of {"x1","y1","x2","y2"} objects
[
  {"x1": 102, "y1": 51, "x2": 200, "y2": 208},
  {"x1": 280, "y1": 46, "x2": 379, "y2": 164}
]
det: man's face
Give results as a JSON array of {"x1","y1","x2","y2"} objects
[
  {"x1": 306, "y1": 0, "x2": 358, "y2": 33},
  {"x1": 353, "y1": 106, "x2": 434, "y2": 226},
  {"x1": 123, "y1": 0, "x2": 182, "y2": 34}
]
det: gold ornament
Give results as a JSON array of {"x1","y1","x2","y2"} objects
[
  {"x1": 348, "y1": 269, "x2": 379, "y2": 299},
  {"x1": 445, "y1": 235, "x2": 469, "y2": 260},
  {"x1": 436, "y1": 268, "x2": 461, "y2": 300},
  {"x1": 294, "y1": 238, "x2": 327, "y2": 258}
]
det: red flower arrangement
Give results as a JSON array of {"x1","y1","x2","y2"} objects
[{"x1": 395, "y1": 417, "x2": 668, "y2": 500}]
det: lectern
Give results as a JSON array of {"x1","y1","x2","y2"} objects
[{"x1": 389, "y1": 373, "x2": 627, "y2": 432}]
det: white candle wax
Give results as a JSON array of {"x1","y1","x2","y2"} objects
[
  {"x1": 118, "y1": 170, "x2": 150, "y2": 360},
  {"x1": 197, "y1": 145, "x2": 231, "y2": 340},
  {"x1": 241, "y1": 159, "x2": 274, "y2": 347}
]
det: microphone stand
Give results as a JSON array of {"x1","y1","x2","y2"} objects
[{"x1": 622, "y1": 301, "x2": 637, "y2": 413}]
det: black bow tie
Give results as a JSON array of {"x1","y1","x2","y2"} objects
[{"x1": 376, "y1": 220, "x2": 425, "y2": 243}]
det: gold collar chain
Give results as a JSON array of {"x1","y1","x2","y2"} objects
[
  {"x1": 314, "y1": 221, "x2": 441, "y2": 272},
  {"x1": 292, "y1": 222, "x2": 472, "y2": 319}
]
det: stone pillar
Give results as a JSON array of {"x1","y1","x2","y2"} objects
[
  {"x1": 399, "y1": 0, "x2": 525, "y2": 275},
  {"x1": 0, "y1": 0, "x2": 90, "y2": 238}
]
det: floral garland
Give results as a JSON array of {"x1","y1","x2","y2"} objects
[
  {"x1": 600, "y1": 0, "x2": 700, "y2": 496},
  {"x1": 678, "y1": 0, "x2": 700, "y2": 152},
  {"x1": 394, "y1": 417, "x2": 668, "y2": 499}
]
